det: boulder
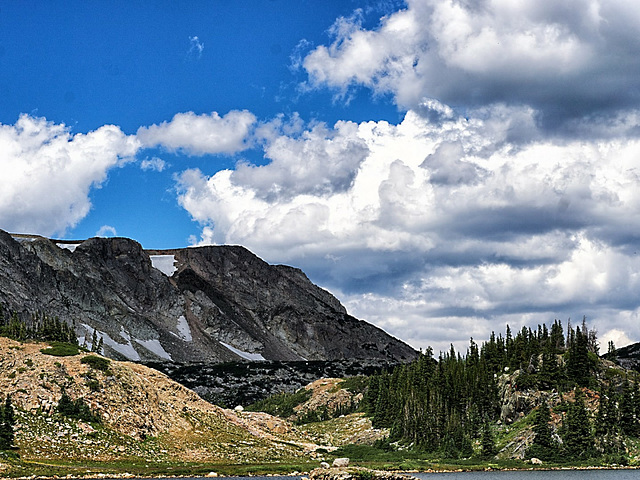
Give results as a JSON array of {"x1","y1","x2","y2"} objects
[{"x1": 332, "y1": 457, "x2": 349, "y2": 468}]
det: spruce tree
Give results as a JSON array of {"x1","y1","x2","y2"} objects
[
  {"x1": 619, "y1": 379, "x2": 636, "y2": 437},
  {"x1": 562, "y1": 389, "x2": 595, "y2": 459},
  {"x1": 595, "y1": 384, "x2": 622, "y2": 455},
  {"x1": 526, "y1": 399, "x2": 558, "y2": 460},
  {"x1": 480, "y1": 421, "x2": 497, "y2": 458},
  {"x1": 0, "y1": 396, "x2": 15, "y2": 450}
]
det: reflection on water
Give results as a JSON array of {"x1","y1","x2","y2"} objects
[
  {"x1": 413, "y1": 469, "x2": 638, "y2": 480},
  {"x1": 128, "y1": 470, "x2": 638, "y2": 480}
]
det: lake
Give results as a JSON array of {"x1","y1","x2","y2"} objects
[
  {"x1": 211, "y1": 471, "x2": 638, "y2": 480},
  {"x1": 413, "y1": 469, "x2": 638, "y2": 480}
]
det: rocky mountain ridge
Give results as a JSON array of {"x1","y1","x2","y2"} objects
[
  {"x1": 611, "y1": 342, "x2": 640, "y2": 372},
  {"x1": 0, "y1": 230, "x2": 417, "y2": 364}
]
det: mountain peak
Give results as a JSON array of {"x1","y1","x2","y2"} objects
[{"x1": 1, "y1": 230, "x2": 417, "y2": 364}]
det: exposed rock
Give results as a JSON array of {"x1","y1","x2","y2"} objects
[
  {"x1": 310, "y1": 468, "x2": 412, "y2": 480},
  {"x1": 0, "y1": 230, "x2": 417, "y2": 364},
  {"x1": 332, "y1": 457, "x2": 350, "y2": 467},
  {"x1": 148, "y1": 358, "x2": 395, "y2": 407},
  {"x1": 608, "y1": 341, "x2": 640, "y2": 372},
  {"x1": 530, "y1": 457, "x2": 543, "y2": 465}
]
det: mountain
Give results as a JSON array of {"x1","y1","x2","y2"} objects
[
  {"x1": 0, "y1": 230, "x2": 417, "y2": 364},
  {"x1": 610, "y1": 341, "x2": 640, "y2": 372}
]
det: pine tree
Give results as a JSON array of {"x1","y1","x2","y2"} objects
[
  {"x1": 562, "y1": 389, "x2": 595, "y2": 459},
  {"x1": 0, "y1": 396, "x2": 15, "y2": 450},
  {"x1": 526, "y1": 399, "x2": 557, "y2": 460},
  {"x1": 480, "y1": 421, "x2": 497, "y2": 458},
  {"x1": 91, "y1": 329, "x2": 99, "y2": 352},
  {"x1": 595, "y1": 384, "x2": 622, "y2": 455},
  {"x1": 619, "y1": 379, "x2": 636, "y2": 437}
]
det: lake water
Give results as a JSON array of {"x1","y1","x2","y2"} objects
[
  {"x1": 207, "y1": 471, "x2": 638, "y2": 480},
  {"x1": 413, "y1": 470, "x2": 638, "y2": 480}
]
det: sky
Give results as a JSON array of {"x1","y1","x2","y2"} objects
[{"x1": 1, "y1": 0, "x2": 640, "y2": 354}]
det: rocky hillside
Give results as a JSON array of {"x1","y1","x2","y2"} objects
[
  {"x1": 0, "y1": 337, "x2": 317, "y2": 467},
  {"x1": 0, "y1": 337, "x2": 384, "y2": 476},
  {"x1": 148, "y1": 359, "x2": 396, "y2": 407},
  {"x1": 0, "y1": 230, "x2": 417, "y2": 364}
]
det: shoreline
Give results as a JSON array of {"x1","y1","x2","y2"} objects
[{"x1": 4, "y1": 464, "x2": 640, "y2": 480}]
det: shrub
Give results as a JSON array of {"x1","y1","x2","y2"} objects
[
  {"x1": 245, "y1": 388, "x2": 311, "y2": 417},
  {"x1": 57, "y1": 391, "x2": 101, "y2": 423},
  {"x1": 81, "y1": 355, "x2": 111, "y2": 373},
  {"x1": 339, "y1": 375, "x2": 369, "y2": 394}
]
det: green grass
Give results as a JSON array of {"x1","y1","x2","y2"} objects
[
  {"x1": 40, "y1": 342, "x2": 79, "y2": 357},
  {"x1": 245, "y1": 388, "x2": 312, "y2": 417}
]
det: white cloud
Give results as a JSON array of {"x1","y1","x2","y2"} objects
[
  {"x1": 140, "y1": 156, "x2": 167, "y2": 172},
  {"x1": 188, "y1": 35, "x2": 204, "y2": 59},
  {"x1": 137, "y1": 110, "x2": 256, "y2": 155},
  {"x1": 175, "y1": 104, "x2": 640, "y2": 352},
  {"x1": 0, "y1": 114, "x2": 139, "y2": 237},
  {"x1": 302, "y1": 0, "x2": 640, "y2": 125},
  {"x1": 233, "y1": 120, "x2": 369, "y2": 200},
  {"x1": 96, "y1": 225, "x2": 117, "y2": 237}
]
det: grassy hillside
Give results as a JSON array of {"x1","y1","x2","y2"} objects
[{"x1": 0, "y1": 337, "x2": 324, "y2": 477}]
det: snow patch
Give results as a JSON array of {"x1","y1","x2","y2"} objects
[
  {"x1": 176, "y1": 315, "x2": 192, "y2": 341},
  {"x1": 13, "y1": 236, "x2": 37, "y2": 242},
  {"x1": 150, "y1": 255, "x2": 177, "y2": 276},
  {"x1": 57, "y1": 243, "x2": 80, "y2": 252},
  {"x1": 220, "y1": 341, "x2": 265, "y2": 361},
  {"x1": 134, "y1": 339, "x2": 173, "y2": 361},
  {"x1": 82, "y1": 324, "x2": 141, "y2": 361}
]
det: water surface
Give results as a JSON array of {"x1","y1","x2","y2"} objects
[{"x1": 413, "y1": 469, "x2": 638, "y2": 480}]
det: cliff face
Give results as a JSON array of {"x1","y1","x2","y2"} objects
[{"x1": 0, "y1": 230, "x2": 417, "y2": 364}]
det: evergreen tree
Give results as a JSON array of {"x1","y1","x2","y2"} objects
[
  {"x1": 562, "y1": 389, "x2": 595, "y2": 459},
  {"x1": 0, "y1": 396, "x2": 15, "y2": 450},
  {"x1": 526, "y1": 399, "x2": 557, "y2": 460},
  {"x1": 595, "y1": 384, "x2": 622, "y2": 455},
  {"x1": 91, "y1": 329, "x2": 99, "y2": 352},
  {"x1": 618, "y1": 379, "x2": 637, "y2": 437},
  {"x1": 480, "y1": 421, "x2": 497, "y2": 458},
  {"x1": 565, "y1": 327, "x2": 592, "y2": 387}
]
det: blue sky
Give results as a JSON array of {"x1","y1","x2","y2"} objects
[{"x1": 2, "y1": 0, "x2": 640, "y2": 353}]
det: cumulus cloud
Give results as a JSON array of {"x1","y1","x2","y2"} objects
[
  {"x1": 233, "y1": 120, "x2": 369, "y2": 200},
  {"x1": 140, "y1": 157, "x2": 167, "y2": 172},
  {"x1": 302, "y1": 0, "x2": 640, "y2": 127},
  {"x1": 176, "y1": 104, "x2": 640, "y2": 352},
  {"x1": 0, "y1": 114, "x2": 139, "y2": 237},
  {"x1": 96, "y1": 225, "x2": 117, "y2": 237},
  {"x1": 137, "y1": 110, "x2": 256, "y2": 155}
]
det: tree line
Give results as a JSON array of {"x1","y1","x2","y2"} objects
[
  {"x1": 0, "y1": 306, "x2": 77, "y2": 345},
  {"x1": 361, "y1": 318, "x2": 639, "y2": 462}
]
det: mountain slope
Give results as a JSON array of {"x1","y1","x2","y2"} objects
[
  {"x1": 0, "y1": 230, "x2": 417, "y2": 364},
  {"x1": 610, "y1": 341, "x2": 640, "y2": 372},
  {"x1": 0, "y1": 337, "x2": 322, "y2": 472}
]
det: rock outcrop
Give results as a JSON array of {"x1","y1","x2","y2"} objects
[
  {"x1": 0, "y1": 230, "x2": 417, "y2": 364},
  {"x1": 609, "y1": 342, "x2": 640, "y2": 372}
]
